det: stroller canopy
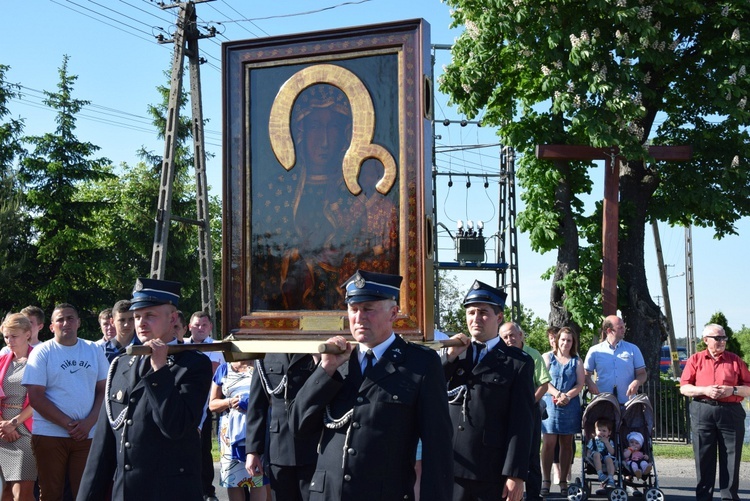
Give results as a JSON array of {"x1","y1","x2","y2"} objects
[
  {"x1": 582, "y1": 392, "x2": 622, "y2": 438},
  {"x1": 622, "y1": 394, "x2": 655, "y2": 436}
]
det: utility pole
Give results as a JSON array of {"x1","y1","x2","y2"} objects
[
  {"x1": 150, "y1": 0, "x2": 217, "y2": 333},
  {"x1": 652, "y1": 220, "x2": 681, "y2": 376},
  {"x1": 429, "y1": 44, "x2": 516, "y2": 328},
  {"x1": 685, "y1": 225, "x2": 697, "y2": 354},
  {"x1": 500, "y1": 146, "x2": 521, "y2": 322}
]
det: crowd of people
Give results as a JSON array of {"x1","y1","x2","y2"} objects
[{"x1": 0, "y1": 271, "x2": 748, "y2": 501}]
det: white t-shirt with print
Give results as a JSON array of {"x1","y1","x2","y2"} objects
[{"x1": 22, "y1": 338, "x2": 109, "y2": 438}]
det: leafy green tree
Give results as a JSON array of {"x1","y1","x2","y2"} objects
[
  {"x1": 520, "y1": 305, "x2": 553, "y2": 354},
  {"x1": 436, "y1": 271, "x2": 465, "y2": 333},
  {"x1": 0, "y1": 65, "x2": 24, "y2": 182},
  {"x1": 17, "y1": 55, "x2": 113, "y2": 314},
  {"x1": 734, "y1": 325, "x2": 750, "y2": 367},
  {"x1": 0, "y1": 64, "x2": 30, "y2": 312},
  {"x1": 76, "y1": 159, "x2": 221, "y2": 329},
  {"x1": 440, "y1": 0, "x2": 750, "y2": 378}
]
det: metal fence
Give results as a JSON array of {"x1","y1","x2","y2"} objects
[{"x1": 642, "y1": 379, "x2": 690, "y2": 443}]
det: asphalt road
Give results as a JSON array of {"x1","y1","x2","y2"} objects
[{"x1": 210, "y1": 459, "x2": 750, "y2": 500}]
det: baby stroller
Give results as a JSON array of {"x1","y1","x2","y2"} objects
[
  {"x1": 620, "y1": 394, "x2": 664, "y2": 500},
  {"x1": 568, "y1": 392, "x2": 626, "y2": 501}
]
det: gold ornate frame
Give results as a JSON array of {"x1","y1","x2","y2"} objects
[{"x1": 222, "y1": 19, "x2": 433, "y2": 341}]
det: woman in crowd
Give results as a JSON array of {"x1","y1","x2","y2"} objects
[
  {"x1": 0, "y1": 313, "x2": 36, "y2": 501},
  {"x1": 541, "y1": 327, "x2": 584, "y2": 495},
  {"x1": 209, "y1": 359, "x2": 269, "y2": 501},
  {"x1": 543, "y1": 327, "x2": 564, "y2": 487}
]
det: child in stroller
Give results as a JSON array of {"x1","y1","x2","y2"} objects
[
  {"x1": 586, "y1": 418, "x2": 616, "y2": 488},
  {"x1": 619, "y1": 394, "x2": 663, "y2": 498},
  {"x1": 570, "y1": 392, "x2": 626, "y2": 499},
  {"x1": 622, "y1": 431, "x2": 652, "y2": 479}
]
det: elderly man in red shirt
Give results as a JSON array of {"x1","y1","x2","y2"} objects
[{"x1": 679, "y1": 324, "x2": 750, "y2": 501}]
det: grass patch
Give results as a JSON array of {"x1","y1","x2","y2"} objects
[
  {"x1": 212, "y1": 439, "x2": 221, "y2": 462},
  {"x1": 653, "y1": 443, "x2": 750, "y2": 462}
]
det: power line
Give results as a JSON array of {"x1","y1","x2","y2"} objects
[
  {"x1": 52, "y1": 0, "x2": 161, "y2": 40},
  {"x1": 205, "y1": 1, "x2": 259, "y2": 38},
  {"x1": 13, "y1": 95, "x2": 223, "y2": 148},
  {"x1": 118, "y1": 0, "x2": 174, "y2": 24},
  {"x1": 12, "y1": 87, "x2": 221, "y2": 142},
  {"x1": 48, "y1": 0, "x2": 154, "y2": 45},
  {"x1": 86, "y1": 0, "x2": 161, "y2": 31},
  {"x1": 436, "y1": 141, "x2": 502, "y2": 175},
  {"x1": 219, "y1": 0, "x2": 269, "y2": 36},
  {"x1": 202, "y1": 0, "x2": 371, "y2": 24},
  {"x1": 20, "y1": 84, "x2": 190, "y2": 127}
]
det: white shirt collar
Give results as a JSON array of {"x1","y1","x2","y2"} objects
[
  {"x1": 485, "y1": 335, "x2": 501, "y2": 351},
  {"x1": 358, "y1": 332, "x2": 396, "y2": 364}
]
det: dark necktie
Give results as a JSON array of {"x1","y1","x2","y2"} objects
[
  {"x1": 363, "y1": 349, "x2": 376, "y2": 378},
  {"x1": 139, "y1": 355, "x2": 151, "y2": 378},
  {"x1": 473, "y1": 342, "x2": 486, "y2": 366}
]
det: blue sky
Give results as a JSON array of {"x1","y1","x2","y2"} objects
[{"x1": 2, "y1": 0, "x2": 748, "y2": 338}]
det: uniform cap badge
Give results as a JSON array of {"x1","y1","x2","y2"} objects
[{"x1": 354, "y1": 273, "x2": 366, "y2": 289}]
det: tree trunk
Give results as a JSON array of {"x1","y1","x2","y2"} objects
[
  {"x1": 618, "y1": 158, "x2": 668, "y2": 380},
  {"x1": 548, "y1": 160, "x2": 581, "y2": 334}
]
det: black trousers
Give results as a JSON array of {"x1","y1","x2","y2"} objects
[
  {"x1": 201, "y1": 412, "x2": 216, "y2": 497},
  {"x1": 690, "y1": 400, "x2": 745, "y2": 501},
  {"x1": 453, "y1": 476, "x2": 505, "y2": 501},
  {"x1": 269, "y1": 463, "x2": 315, "y2": 501},
  {"x1": 526, "y1": 401, "x2": 543, "y2": 500}
]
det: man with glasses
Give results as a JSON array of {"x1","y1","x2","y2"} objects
[
  {"x1": 679, "y1": 324, "x2": 750, "y2": 501},
  {"x1": 584, "y1": 315, "x2": 647, "y2": 405}
]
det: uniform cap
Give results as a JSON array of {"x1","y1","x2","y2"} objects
[
  {"x1": 130, "y1": 278, "x2": 181, "y2": 310},
  {"x1": 342, "y1": 270, "x2": 402, "y2": 304},
  {"x1": 463, "y1": 280, "x2": 507, "y2": 309}
]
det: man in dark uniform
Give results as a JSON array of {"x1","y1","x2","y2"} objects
[
  {"x1": 77, "y1": 278, "x2": 213, "y2": 501},
  {"x1": 680, "y1": 324, "x2": 750, "y2": 501},
  {"x1": 442, "y1": 281, "x2": 535, "y2": 501},
  {"x1": 245, "y1": 352, "x2": 319, "y2": 500},
  {"x1": 290, "y1": 270, "x2": 454, "y2": 501}
]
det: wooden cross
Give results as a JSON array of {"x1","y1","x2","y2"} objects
[{"x1": 535, "y1": 144, "x2": 692, "y2": 316}]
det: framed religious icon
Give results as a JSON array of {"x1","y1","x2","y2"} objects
[{"x1": 222, "y1": 19, "x2": 434, "y2": 341}]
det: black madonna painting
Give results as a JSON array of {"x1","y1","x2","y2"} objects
[{"x1": 223, "y1": 20, "x2": 434, "y2": 339}]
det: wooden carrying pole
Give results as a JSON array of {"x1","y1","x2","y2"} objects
[{"x1": 127, "y1": 338, "x2": 465, "y2": 360}]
